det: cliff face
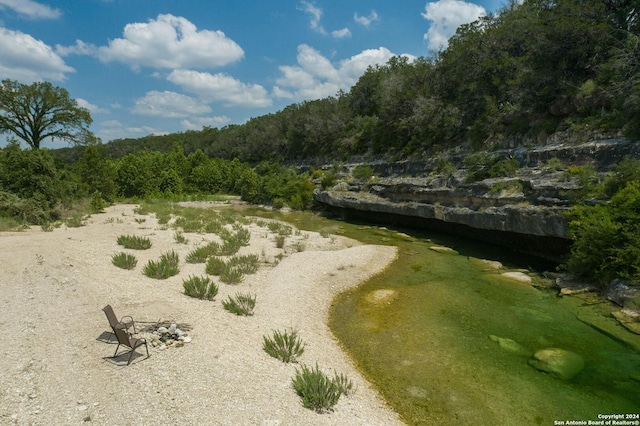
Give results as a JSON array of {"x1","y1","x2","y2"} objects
[{"x1": 313, "y1": 134, "x2": 640, "y2": 262}]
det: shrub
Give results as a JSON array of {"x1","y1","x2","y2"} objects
[
  {"x1": 291, "y1": 363, "x2": 349, "y2": 413},
  {"x1": 220, "y1": 266, "x2": 244, "y2": 284},
  {"x1": 205, "y1": 256, "x2": 227, "y2": 275},
  {"x1": 112, "y1": 252, "x2": 137, "y2": 270},
  {"x1": 65, "y1": 214, "x2": 85, "y2": 228},
  {"x1": 174, "y1": 231, "x2": 188, "y2": 244},
  {"x1": 183, "y1": 275, "x2": 218, "y2": 300},
  {"x1": 228, "y1": 254, "x2": 259, "y2": 274},
  {"x1": 234, "y1": 227, "x2": 251, "y2": 246},
  {"x1": 90, "y1": 191, "x2": 106, "y2": 213},
  {"x1": 117, "y1": 234, "x2": 152, "y2": 250},
  {"x1": 275, "y1": 234, "x2": 286, "y2": 249},
  {"x1": 352, "y1": 165, "x2": 374, "y2": 180},
  {"x1": 263, "y1": 329, "x2": 305, "y2": 363},
  {"x1": 222, "y1": 292, "x2": 256, "y2": 316},
  {"x1": 143, "y1": 250, "x2": 180, "y2": 279},
  {"x1": 220, "y1": 238, "x2": 242, "y2": 256}
]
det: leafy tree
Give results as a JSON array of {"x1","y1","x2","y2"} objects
[
  {"x1": 0, "y1": 79, "x2": 95, "y2": 149},
  {"x1": 73, "y1": 145, "x2": 116, "y2": 201}
]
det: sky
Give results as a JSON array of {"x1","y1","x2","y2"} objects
[{"x1": 0, "y1": 0, "x2": 505, "y2": 148}]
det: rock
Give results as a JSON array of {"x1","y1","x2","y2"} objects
[
  {"x1": 176, "y1": 328, "x2": 184, "y2": 337},
  {"x1": 611, "y1": 310, "x2": 640, "y2": 335},
  {"x1": 528, "y1": 348, "x2": 585, "y2": 380},
  {"x1": 168, "y1": 323, "x2": 177, "y2": 334},
  {"x1": 182, "y1": 336, "x2": 192, "y2": 343},
  {"x1": 157, "y1": 327, "x2": 168, "y2": 334},
  {"x1": 489, "y1": 335, "x2": 530, "y2": 356},
  {"x1": 474, "y1": 259, "x2": 503, "y2": 270},
  {"x1": 607, "y1": 279, "x2": 640, "y2": 312},
  {"x1": 429, "y1": 245, "x2": 458, "y2": 254},
  {"x1": 501, "y1": 271, "x2": 532, "y2": 284}
]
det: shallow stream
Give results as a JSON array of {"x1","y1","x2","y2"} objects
[{"x1": 245, "y1": 207, "x2": 640, "y2": 425}]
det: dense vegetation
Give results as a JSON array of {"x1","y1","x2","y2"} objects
[
  {"x1": 1, "y1": 0, "x2": 639, "y2": 290},
  {"x1": 52, "y1": 0, "x2": 639, "y2": 165}
]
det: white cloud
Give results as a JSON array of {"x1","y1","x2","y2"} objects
[
  {"x1": 298, "y1": 1, "x2": 326, "y2": 34},
  {"x1": 181, "y1": 116, "x2": 231, "y2": 130},
  {"x1": 56, "y1": 40, "x2": 97, "y2": 57},
  {"x1": 273, "y1": 44, "x2": 405, "y2": 101},
  {"x1": 167, "y1": 69, "x2": 272, "y2": 108},
  {"x1": 0, "y1": 0, "x2": 60, "y2": 20},
  {"x1": 0, "y1": 27, "x2": 74, "y2": 81},
  {"x1": 422, "y1": 0, "x2": 486, "y2": 51},
  {"x1": 96, "y1": 14, "x2": 244, "y2": 70},
  {"x1": 132, "y1": 90, "x2": 212, "y2": 118},
  {"x1": 76, "y1": 98, "x2": 108, "y2": 114},
  {"x1": 331, "y1": 28, "x2": 351, "y2": 39},
  {"x1": 354, "y1": 10, "x2": 379, "y2": 27}
]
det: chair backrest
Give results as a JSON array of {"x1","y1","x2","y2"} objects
[
  {"x1": 112, "y1": 324, "x2": 133, "y2": 349},
  {"x1": 102, "y1": 305, "x2": 119, "y2": 328}
]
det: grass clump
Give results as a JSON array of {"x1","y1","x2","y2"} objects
[
  {"x1": 183, "y1": 275, "x2": 218, "y2": 300},
  {"x1": 143, "y1": 250, "x2": 180, "y2": 279},
  {"x1": 220, "y1": 267, "x2": 244, "y2": 284},
  {"x1": 205, "y1": 256, "x2": 227, "y2": 275},
  {"x1": 275, "y1": 234, "x2": 286, "y2": 249},
  {"x1": 291, "y1": 363, "x2": 352, "y2": 413},
  {"x1": 186, "y1": 242, "x2": 221, "y2": 263},
  {"x1": 228, "y1": 254, "x2": 259, "y2": 274},
  {"x1": 117, "y1": 234, "x2": 152, "y2": 250},
  {"x1": 222, "y1": 292, "x2": 256, "y2": 316},
  {"x1": 263, "y1": 329, "x2": 305, "y2": 363},
  {"x1": 111, "y1": 252, "x2": 138, "y2": 270}
]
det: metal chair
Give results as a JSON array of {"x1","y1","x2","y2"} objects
[
  {"x1": 102, "y1": 304, "x2": 136, "y2": 335},
  {"x1": 111, "y1": 323, "x2": 149, "y2": 365}
]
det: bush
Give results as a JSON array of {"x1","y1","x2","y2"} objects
[
  {"x1": 220, "y1": 266, "x2": 244, "y2": 284},
  {"x1": 117, "y1": 234, "x2": 152, "y2": 250},
  {"x1": 291, "y1": 363, "x2": 350, "y2": 413},
  {"x1": 352, "y1": 165, "x2": 374, "y2": 180},
  {"x1": 205, "y1": 256, "x2": 226, "y2": 275},
  {"x1": 566, "y1": 181, "x2": 640, "y2": 287},
  {"x1": 143, "y1": 250, "x2": 180, "y2": 279},
  {"x1": 183, "y1": 275, "x2": 218, "y2": 300},
  {"x1": 263, "y1": 329, "x2": 305, "y2": 363},
  {"x1": 222, "y1": 292, "x2": 256, "y2": 316},
  {"x1": 111, "y1": 252, "x2": 137, "y2": 270},
  {"x1": 187, "y1": 243, "x2": 220, "y2": 263},
  {"x1": 228, "y1": 254, "x2": 259, "y2": 274},
  {"x1": 275, "y1": 234, "x2": 286, "y2": 249}
]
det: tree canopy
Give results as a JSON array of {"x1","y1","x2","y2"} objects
[{"x1": 0, "y1": 79, "x2": 95, "y2": 149}]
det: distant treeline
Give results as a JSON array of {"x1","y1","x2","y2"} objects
[{"x1": 53, "y1": 0, "x2": 639, "y2": 165}]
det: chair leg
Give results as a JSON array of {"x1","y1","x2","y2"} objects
[
  {"x1": 113, "y1": 343, "x2": 121, "y2": 358},
  {"x1": 127, "y1": 348, "x2": 135, "y2": 365}
]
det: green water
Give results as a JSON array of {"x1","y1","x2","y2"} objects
[{"x1": 243, "y1": 208, "x2": 640, "y2": 425}]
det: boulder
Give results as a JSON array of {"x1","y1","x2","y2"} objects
[
  {"x1": 489, "y1": 335, "x2": 531, "y2": 356},
  {"x1": 501, "y1": 271, "x2": 532, "y2": 284},
  {"x1": 528, "y1": 348, "x2": 585, "y2": 380}
]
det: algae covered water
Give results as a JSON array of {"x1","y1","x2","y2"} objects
[{"x1": 244, "y1": 208, "x2": 640, "y2": 425}]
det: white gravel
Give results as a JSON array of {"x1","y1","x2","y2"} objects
[{"x1": 0, "y1": 204, "x2": 403, "y2": 425}]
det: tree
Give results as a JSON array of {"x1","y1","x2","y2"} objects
[{"x1": 0, "y1": 79, "x2": 95, "y2": 149}]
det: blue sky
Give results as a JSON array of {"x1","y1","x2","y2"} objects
[{"x1": 0, "y1": 0, "x2": 505, "y2": 148}]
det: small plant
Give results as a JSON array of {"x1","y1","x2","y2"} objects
[
  {"x1": 234, "y1": 227, "x2": 251, "y2": 246},
  {"x1": 183, "y1": 275, "x2": 218, "y2": 300},
  {"x1": 143, "y1": 250, "x2": 180, "y2": 279},
  {"x1": 332, "y1": 372, "x2": 354, "y2": 396},
  {"x1": 275, "y1": 234, "x2": 286, "y2": 249},
  {"x1": 117, "y1": 234, "x2": 152, "y2": 250},
  {"x1": 292, "y1": 242, "x2": 306, "y2": 252},
  {"x1": 263, "y1": 329, "x2": 305, "y2": 363},
  {"x1": 134, "y1": 217, "x2": 146, "y2": 224},
  {"x1": 41, "y1": 222, "x2": 54, "y2": 232},
  {"x1": 112, "y1": 252, "x2": 138, "y2": 270},
  {"x1": 65, "y1": 214, "x2": 85, "y2": 228},
  {"x1": 222, "y1": 292, "x2": 256, "y2": 316},
  {"x1": 174, "y1": 231, "x2": 188, "y2": 244},
  {"x1": 291, "y1": 363, "x2": 349, "y2": 413},
  {"x1": 90, "y1": 191, "x2": 106, "y2": 213},
  {"x1": 352, "y1": 165, "x2": 374, "y2": 180},
  {"x1": 220, "y1": 266, "x2": 244, "y2": 284},
  {"x1": 205, "y1": 256, "x2": 227, "y2": 275},
  {"x1": 228, "y1": 254, "x2": 259, "y2": 274}
]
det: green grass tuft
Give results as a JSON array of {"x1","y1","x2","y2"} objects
[
  {"x1": 111, "y1": 252, "x2": 138, "y2": 270},
  {"x1": 222, "y1": 292, "x2": 256, "y2": 316},
  {"x1": 117, "y1": 234, "x2": 152, "y2": 250},
  {"x1": 291, "y1": 363, "x2": 350, "y2": 413},
  {"x1": 263, "y1": 329, "x2": 305, "y2": 363},
  {"x1": 143, "y1": 249, "x2": 180, "y2": 279},
  {"x1": 183, "y1": 275, "x2": 218, "y2": 300}
]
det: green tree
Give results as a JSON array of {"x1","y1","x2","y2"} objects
[
  {"x1": 73, "y1": 145, "x2": 116, "y2": 201},
  {"x1": 0, "y1": 79, "x2": 95, "y2": 149}
]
